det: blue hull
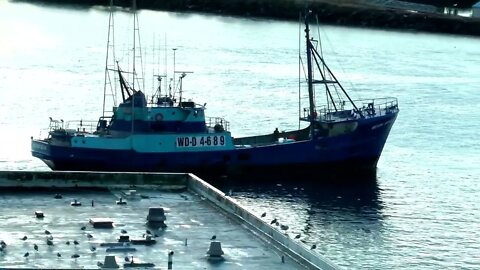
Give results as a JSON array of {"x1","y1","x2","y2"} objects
[{"x1": 32, "y1": 113, "x2": 397, "y2": 181}]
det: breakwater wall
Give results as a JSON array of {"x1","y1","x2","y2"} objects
[
  {"x1": 0, "y1": 170, "x2": 188, "y2": 189},
  {"x1": 21, "y1": 0, "x2": 480, "y2": 36},
  {"x1": 188, "y1": 173, "x2": 340, "y2": 270}
]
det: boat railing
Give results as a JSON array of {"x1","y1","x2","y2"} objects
[
  {"x1": 206, "y1": 117, "x2": 230, "y2": 132},
  {"x1": 64, "y1": 120, "x2": 99, "y2": 134},
  {"x1": 47, "y1": 118, "x2": 65, "y2": 132},
  {"x1": 356, "y1": 97, "x2": 398, "y2": 117},
  {"x1": 301, "y1": 97, "x2": 398, "y2": 121}
]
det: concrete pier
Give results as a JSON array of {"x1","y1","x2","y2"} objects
[{"x1": 0, "y1": 171, "x2": 340, "y2": 269}]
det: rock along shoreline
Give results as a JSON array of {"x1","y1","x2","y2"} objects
[{"x1": 19, "y1": 0, "x2": 480, "y2": 36}]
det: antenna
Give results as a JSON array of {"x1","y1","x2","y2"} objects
[
  {"x1": 152, "y1": 74, "x2": 166, "y2": 103},
  {"x1": 172, "y1": 48, "x2": 177, "y2": 93},
  {"x1": 164, "y1": 33, "x2": 168, "y2": 97},
  {"x1": 151, "y1": 34, "x2": 155, "y2": 99},
  {"x1": 175, "y1": 71, "x2": 193, "y2": 104}
]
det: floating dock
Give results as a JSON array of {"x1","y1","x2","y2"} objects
[{"x1": 0, "y1": 171, "x2": 340, "y2": 269}]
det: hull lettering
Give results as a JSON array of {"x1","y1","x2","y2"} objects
[{"x1": 176, "y1": 135, "x2": 226, "y2": 148}]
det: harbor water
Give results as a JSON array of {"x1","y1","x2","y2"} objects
[{"x1": 1, "y1": 1, "x2": 479, "y2": 269}]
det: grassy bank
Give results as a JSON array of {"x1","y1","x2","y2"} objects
[{"x1": 18, "y1": 0, "x2": 480, "y2": 36}]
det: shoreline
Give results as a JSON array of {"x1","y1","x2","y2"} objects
[{"x1": 16, "y1": 0, "x2": 480, "y2": 36}]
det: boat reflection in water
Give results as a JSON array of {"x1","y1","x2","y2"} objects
[{"x1": 220, "y1": 176, "x2": 384, "y2": 261}]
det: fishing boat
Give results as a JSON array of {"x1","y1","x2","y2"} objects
[{"x1": 31, "y1": 6, "x2": 399, "y2": 181}]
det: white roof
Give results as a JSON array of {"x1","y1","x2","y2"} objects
[{"x1": 474, "y1": 1, "x2": 480, "y2": 8}]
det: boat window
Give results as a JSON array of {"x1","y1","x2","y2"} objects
[{"x1": 180, "y1": 101, "x2": 195, "y2": 108}]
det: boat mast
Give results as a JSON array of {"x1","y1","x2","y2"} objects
[
  {"x1": 303, "y1": 12, "x2": 364, "y2": 122},
  {"x1": 304, "y1": 12, "x2": 316, "y2": 136},
  {"x1": 298, "y1": 13, "x2": 302, "y2": 130},
  {"x1": 131, "y1": 0, "x2": 137, "y2": 134},
  {"x1": 132, "y1": 0, "x2": 137, "y2": 92},
  {"x1": 102, "y1": 0, "x2": 117, "y2": 118}
]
